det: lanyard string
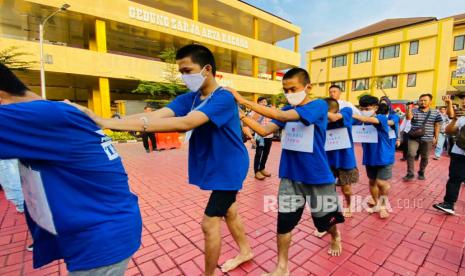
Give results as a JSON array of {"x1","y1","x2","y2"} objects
[{"x1": 190, "y1": 86, "x2": 222, "y2": 112}]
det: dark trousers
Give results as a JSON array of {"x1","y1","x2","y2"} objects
[
  {"x1": 142, "y1": 132, "x2": 157, "y2": 150},
  {"x1": 407, "y1": 138, "x2": 433, "y2": 175},
  {"x1": 254, "y1": 138, "x2": 273, "y2": 173},
  {"x1": 444, "y1": 153, "x2": 465, "y2": 206}
]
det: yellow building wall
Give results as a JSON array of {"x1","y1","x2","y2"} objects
[
  {"x1": 330, "y1": 65, "x2": 348, "y2": 81},
  {"x1": 307, "y1": 18, "x2": 461, "y2": 103},
  {"x1": 404, "y1": 37, "x2": 436, "y2": 72},
  {"x1": 351, "y1": 37, "x2": 375, "y2": 52},
  {"x1": 451, "y1": 24, "x2": 465, "y2": 58},
  {"x1": 25, "y1": 0, "x2": 300, "y2": 66},
  {"x1": 376, "y1": 58, "x2": 402, "y2": 76},
  {"x1": 351, "y1": 62, "x2": 372, "y2": 79},
  {"x1": 0, "y1": 37, "x2": 282, "y2": 95},
  {"x1": 403, "y1": 71, "x2": 435, "y2": 99},
  {"x1": 329, "y1": 44, "x2": 350, "y2": 56},
  {"x1": 377, "y1": 30, "x2": 403, "y2": 46},
  {"x1": 310, "y1": 60, "x2": 328, "y2": 84}
]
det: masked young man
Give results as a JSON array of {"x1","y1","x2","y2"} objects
[
  {"x1": 352, "y1": 95, "x2": 396, "y2": 219},
  {"x1": 228, "y1": 68, "x2": 345, "y2": 276},
  {"x1": 67, "y1": 44, "x2": 253, "y2": 276},
  {"x1": 0, "y1": 64, "x2": 142, "y2": 275}
]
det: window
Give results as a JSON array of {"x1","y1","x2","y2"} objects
[
  {"x1": 454, "y1": 35, "x2": 465, "y2": 51},
  {"x1": 379, "y1": 44, "x2": 400, "y2": 59},
  {"x1": 332, "y1": 55, "x2": 347, "y2": 67},
  {"x1": 352, "y1": 79, "x2": 369, "y2": 91},
  {"x1": 377, "y1": 76, "x2": 397, "y2": 89},
  {"x1": 407, "y1": 73, "x2": 416, "y2": 87},
  {"x1": 354, "y1": 50, "x2": 371, "y2": 64},
  {"x1": 409, "y1": 40, "x2": 419, "y2": 55},
  {"x1": 331, "y1": 81, "x2": 346, "y2": 92}
]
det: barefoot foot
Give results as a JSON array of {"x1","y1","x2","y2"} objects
[
  {"x1": 262, "y1": 266, "x2": 290, "y2": 276},
  {"x1": 367, "y1": 198, "x2": 376, "y2": 207},
  {"x1": 221, "y1": 251, "x2": 254, "y2": 273},
  {"x1": 328, "y1": 231, "x2": 342, "y2": 257},
  {"x1": 379, "y1": 207, "x2": 390, "y2": 219},
  {"x1": 313, "y1": 229, "x2": 327, "y2": 238},
  {"x1": 343, "y1": 207, "x2": 352, "y2": 218}
]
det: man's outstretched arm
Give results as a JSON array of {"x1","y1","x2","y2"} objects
[
  {"x1": 226, "y1": 88, "x2": 300, "y2": 122},
  {"x1": 65, "y1": 101, "x2": 209, "y2": 132}
]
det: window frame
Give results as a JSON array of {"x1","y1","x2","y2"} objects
[
  {"x1": 409, "y1": 40, "x2": 419, "y2": 55},
  {"x1": 332, "y1": 54, "x2": 347, "y2": 68},
  {"x1": 407, "y1": 73, "x2": 417, "y2": 87},
  {"x1": 354, "y1": 49, "x2": 372, "y2": 64},
  {"x1": 378, "y1": 75, "x2": 398, "y2": 89},
  {"x1": 454, "y1": 35, "x2": 465, "y2": 51},
  {"x1": 352, "y1": 78, "x2": 369, "y2": 91},
  {"x1": 379, "y1": 44, "x2": 400, "y2": 60}
]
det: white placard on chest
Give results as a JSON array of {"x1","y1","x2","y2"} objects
[
  {"x1": 325, "y1": 128, "x2": 352, "y2": 151},
  {"x1": 352, "y1": 125, "x2": 378, "y2": 143},
  {"x1": 19, "y1": 163, "x2": 57, "y2": 235},
  {"x1": 282, "y1": 122, "x2": 314, "y2": 153}
]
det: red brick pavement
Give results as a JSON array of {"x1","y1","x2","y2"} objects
[{"x1": 1, "y1": 142, "x2": 464, "y2": 276}]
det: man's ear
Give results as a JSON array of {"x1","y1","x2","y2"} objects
[{"x1": 204, "y1": 64, "x2": 213, "y2": 77}]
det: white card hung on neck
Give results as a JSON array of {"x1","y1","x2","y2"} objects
[
  {"x1": 352, "y1": 124, "x2": 378, "y2": 143},
  {"x1": 281, "y1": 122, "x2": 314, "y2": 153}
]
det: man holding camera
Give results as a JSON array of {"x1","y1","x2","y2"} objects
[
  {"x1": 403, "y1": 94, "x2": 443, "y2": 181},
  {"x1": 433, "y1": 94, "x2": 465, "y2": 215}
]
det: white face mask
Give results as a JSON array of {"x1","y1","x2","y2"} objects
[
  {"x1": 361, "y1": 110, "x2": 375, "y2": 117},
  {"x1": 181, "y1": 67, "x2": 206, "y2": 92},
  {"x1": 285, "y1": 86, "x2": 308, "y2": 106}
]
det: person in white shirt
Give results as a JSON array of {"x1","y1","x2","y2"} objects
[
  {"x1": 329, "y1": 85, "x2": 361, "y2": 115},
  {"x1": 433, "y1": 95, "x2": 465, "y2": 215}
]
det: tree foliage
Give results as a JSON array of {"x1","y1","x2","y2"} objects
[
  {"x1": 132, "y1": 47, "x2": 188, "y2": 104},
  {"x1": 0, "y1": 46, "x2": 36, "y2": 70}
]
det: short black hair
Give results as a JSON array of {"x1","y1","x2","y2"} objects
[
  {"x1": 329, "y1": 84, "x2": 342, "y2": 91},
  {"x1": 324, "y1": 97, "x2": 339, "y2": 111},
  {"x1": 176, "y1": 44, "x2": 216, "y2": 76},
  {"x1": 0, "y1": 63, "x2": 28, "y2": 96},
  {"x1": 359, "y1": 95, "x2": 379, "y2": 107},
  {"x1": 419, "y1": 93, "x2": 433, "y2": 100},
  {"x1": 283, "y1": 68, "x2": 310, "y2": 86},
  {"x1": 257, "y1": 96, "x2": 267, "y2": 103}
]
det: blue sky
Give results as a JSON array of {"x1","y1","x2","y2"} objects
[{"x1": 244, "y1": 0, "x2": 465, "y2": 66}]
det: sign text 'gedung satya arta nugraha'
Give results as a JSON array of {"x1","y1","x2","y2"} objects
[{"x1": 129, "y1": 6, "x2": 249, "y2": 49}]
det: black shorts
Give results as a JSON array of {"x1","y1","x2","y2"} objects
[
  {"x1": 366, "y1": 165, "x2": 393, "y2": 180},
  {"x1": 204, "y1": 190, "x2": 238, "y2": 217}
]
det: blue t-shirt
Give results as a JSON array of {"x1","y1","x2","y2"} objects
[
  {"x1": 167, "y1": 88, "x2": 249, "y2": 190},
  {"x1": 326, "y1": 107, "x2": 357, "y2": 170},
  {"x1": 272, "y1": 99, "x2": 335, "y2": 184},
  {"x1": 388, "y1": 113, "x2": 400, "y2": 148},
  {"x1": 361, "y1": 115, "x2": 395, "y2": 166},
  {"x1": 0, "y1": 101, "x2": 142, "y2": 271}
]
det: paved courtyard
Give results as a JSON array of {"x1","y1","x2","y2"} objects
[{"x1": 0, "y1": 142, "x2": 464, "y2": 276}]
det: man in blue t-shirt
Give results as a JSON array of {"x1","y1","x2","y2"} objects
[
  {"x1": 325, "y1": 98, "x2": 359, "y2": 219},
  {"x1": 67, "y1": 44, "x2": 252, "y2": 276},
  {"x1": 352, "y1": 95, "x2": 396, "y2": 219},
  {"x1": 0, "y1": 64, "x2": 142, "y2": 275},
  {"x1": 228, "y1": 68, "x2": 345, "y2": 276}
]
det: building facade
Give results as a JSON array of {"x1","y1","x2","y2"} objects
[
  {"x1": 307, "y1": 14, "x2": 465, "y2": 105},
  {"x1": 0, "y1": 0, "x2": 301, "y2": 117}
]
